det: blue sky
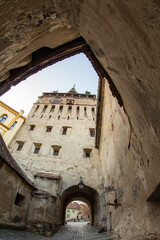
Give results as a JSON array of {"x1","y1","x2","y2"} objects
[{"x1": 0, "y1": 53, "x2": 98, "y2": 116}]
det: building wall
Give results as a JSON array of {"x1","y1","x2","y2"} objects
[
  {"x1": 27, "y1": 195, "x2": 59, "y2": 237},
  {"x1": 99, "y1": 79, "x2": 160, "y2": 240},
  {"x1": 65, "y1": 208, "x2": 79, "y2": 221},
  {"x1": 0, "y1": 160, "x2": 32, "y2": 229},
  {"x1": 9, "y1": 92, "x2": 101, "y2": 194},
  {"x1": 0, "y1": 134, "x2": 61, "y2": 236},
  {"x1": 0, "y1": 101, "x2": 25, "y2": 146}
]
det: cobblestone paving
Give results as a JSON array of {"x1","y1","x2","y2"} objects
[{"x1": 0, "y1": 223, "x2": 115, "y2": 240}]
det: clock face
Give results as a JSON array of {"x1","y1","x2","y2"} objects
[{"x1": 49, "y1": 98, "x2": 62, "y2": 104}]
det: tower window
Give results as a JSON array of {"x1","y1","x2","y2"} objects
[
  {"x1": 53, "y1": 149, "x2": 59, "y2": 156},
  {"x1": 92, "y1": 108, "x2": 95, "y2": 118},
  {"x1": 50, "y1": 105, "x2": 55, "y2": 112},
  {"x1": 10, "y1": 121, "x2": 17, "y2": 130},
  {"x1": 29, "y1": 125, "x2": 35, "y2": 131},
  {"x1": 62, "y1": 127, "x2": 67, "y2": 135},
  {"x1": 40, "y1": 115, "x2": 43, "y2": 118},
  {"x1": 52, "y1": 145, "x2": 61, "y2": 156},
  {"x1": 84, "y1": 148, "x2": 92, "y2": 158},
  {"x1": 34, "y1": 105, "x2": 39, "y2": 112},
  {"x1": 68, "y1": 106, "x2": 72, "y2": 113},
  {"x1": 58, "y1": 115, "x2": 60, "y2": 120},
  {"x1": 33, "y1": 143, "x2": 42, "y2": 154},
  {"x1": 0, "y1": 114, "x2": 7, "y2": 123},
  {"x1": 46, "y1": 126, "x2": 52, "y2": 132},
  {"x1": 16, "y1": 141, "x2": 24, "y2": 151},
  {"x1": 59, "y1": 106, "x2": 63, "y2": 113},
  {"x1": 34, "y1": 147, "x2": 40, "y2": 154},
  {"x1": 84, "y1": 107, "x2": 87, "y2": 118},
  {"x1": 90, "y1": 129, "x2": 95, "y2": 137},
  {"x1": 42, "y1": 105, "x2": 48, "y2": 113},
  {"x1": 77, "y1": 106, "x2": 80, "y2": 115}
]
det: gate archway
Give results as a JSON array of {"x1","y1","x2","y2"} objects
[{"x1": 61, "y1": 185, "x2": 100, "y2": 227}]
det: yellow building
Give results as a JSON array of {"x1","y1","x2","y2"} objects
[
  {"x1": 65, "y1": 202, "x2": 81, "y2": 222},
  {"x1": 0, "y1": 101, "x2": 25, "y2": 146}
]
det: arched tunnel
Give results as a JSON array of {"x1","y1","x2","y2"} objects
[
  {"x1": 61, "y1": 185, "x2": 100, "y2": 226},
  {"x1": 0, "y1": 1, "x2": 159, "y2": 240}
]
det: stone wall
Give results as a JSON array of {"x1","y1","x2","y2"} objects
[
  {"x1": 0, "y1": 135, "x2": 62, "y2": 236},
  {"x1": 27, "y1": 193, "x2": 60, "y2": 237},
  {"x1": 99, "y1": 78, "x2": 160, "y2": 240}
]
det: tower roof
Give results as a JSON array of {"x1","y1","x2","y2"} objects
[{"x1": 66, "y1": 84, "x2": 78, "y2": 94}]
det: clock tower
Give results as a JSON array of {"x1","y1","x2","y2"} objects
[{"x1": 9, "y1": 87, "x2": 98, "y2": 194}]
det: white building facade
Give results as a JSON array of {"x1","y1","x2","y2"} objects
[{"x1": 9, "y1": 87, "x2": 100, "y2": 193}]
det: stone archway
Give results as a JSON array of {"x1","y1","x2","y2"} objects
[{"x1": 61, "y1": 185, "x2": 100, "y2": 227}]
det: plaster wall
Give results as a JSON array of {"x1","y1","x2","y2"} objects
[
  {"x1": 0, "y1": 160, "x2": 32, "y2": 229},
  {"x1": 27, "y1": 195, "x2": 59, "y2": 237},
  {"x1": 99, "y1": 79, "x2": 160, "y2": 240}
]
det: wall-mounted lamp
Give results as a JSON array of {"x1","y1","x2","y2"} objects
[
  {"x1": 78, "y1": 176, "x2": 85, "y2": 189},
  {"x1": 105, "y1": 185, "x2": 123, "y2": 209}
]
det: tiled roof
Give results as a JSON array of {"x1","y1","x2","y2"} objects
[{"x1": 67, "y1": 202, "x2": 80, "y2": 210}]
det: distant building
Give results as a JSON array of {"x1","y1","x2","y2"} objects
[
  {"x1": 65, "y1": 202, "x2": 80, "y2": 221},
  {"x1": 0, "y1": 101, "x2": 25, "y2": 146},
  {"x1": 65, "y1": 202, "x2": 89, "y2": 222}
]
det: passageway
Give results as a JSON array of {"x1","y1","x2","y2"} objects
[
  {"x1": 0, "y1": 223, "x2": 115, "y2": 240},
  {"x1": 61, "y1": 185, "x2": 100, "y2": 226}
]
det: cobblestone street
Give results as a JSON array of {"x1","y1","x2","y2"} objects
[{"x1": 0, "y1": 223, "x2": 114, "y2": 240}]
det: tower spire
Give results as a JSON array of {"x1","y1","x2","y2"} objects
[{"x1": 66, "y1": 85, "x2": 78, "y2": 94}]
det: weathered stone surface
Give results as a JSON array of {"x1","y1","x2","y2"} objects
[{"x1": 99, "y1": 79, "x2": 160, "y2": 239}]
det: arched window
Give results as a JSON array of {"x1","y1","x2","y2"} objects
[
  {"x1": 10, "y1": 121, "x2": 17, "y2": 130},
  {"x1": 0, "y1": 114, "x2": 7, "y2": 123}
]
